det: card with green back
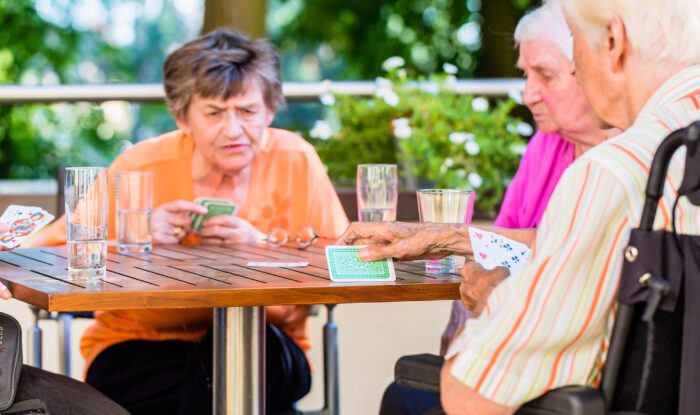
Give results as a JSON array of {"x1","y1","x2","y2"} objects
[
  {"x1": 190, "y1": 197, "x2": 237, "y2": 233},
  {"x1": 325, "y1": 245, "x2": 396, "y2": 282}
]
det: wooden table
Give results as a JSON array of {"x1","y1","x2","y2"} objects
[{"x1": 0, "y1": 240, "x2": 460, "y2": 415}]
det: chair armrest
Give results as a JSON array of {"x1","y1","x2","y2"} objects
[
  {"x1": 394, "y1": 354, "x2": 444, "y2": 395},
  {"x1": 516, "y1": 386, "x2": 606, "y2": 415}
]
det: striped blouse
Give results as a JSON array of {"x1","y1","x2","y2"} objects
[{"x1": 445, "y1": 65, "x2": 700, "y2": 407}]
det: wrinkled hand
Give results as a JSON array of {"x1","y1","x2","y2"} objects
[
  {"x1": 338, "y1": 221, "x2": 468, "y2": 261},
  {"x1": 459, "y1": 261, "x2": 509, "y2": 318},
  {"x1": 152, "y1": 200, "x2": 207, "y2": 245},
  {"x1": 200, "y1": 215, "x2": 266, "y2": 246},
  {"x1": 0, "y1": 223, "x2": 13, "y2": 299}
]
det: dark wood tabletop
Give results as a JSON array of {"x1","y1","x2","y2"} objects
[{"x1": 0, "y1": 240, "x2": 461, "y2": 312}]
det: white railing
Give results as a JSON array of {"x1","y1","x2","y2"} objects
[
  {"x1": 0, "y1": 79, "x2": 524, "y2": 103},
  {"x1": 0, "y1": 79, "x2": 525, "y2": 195}
]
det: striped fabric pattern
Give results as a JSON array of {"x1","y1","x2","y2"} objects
[{"x1": 445, "y1": 66, "x2": 700, "y2": 406}]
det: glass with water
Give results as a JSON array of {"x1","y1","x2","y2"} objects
[
  {"x1": 417, "y1": 189, "x2": 475, "y2": 273},
  {"x1": 357, "y1": 164, "x2": 398, "y2": 222},
  {"x1": 115, "y1": 171, "x2": 154, "y2": 253},
  {"x1": 65, "y1": 167, "x2": 109, "y2": 280}
]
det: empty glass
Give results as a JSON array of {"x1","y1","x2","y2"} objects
[
  {"x1": 115, "y1": 171, "x2": 154, "y2": 253},
  {"x1": 357, "y1": 164, "x2": 398, "y2": 222},
  {"x1": 65, "y1": 167, "x2": 109, "y2": 280},
  {"x1": 417, "y1": 189, "x2": 475, "y2": 273}
]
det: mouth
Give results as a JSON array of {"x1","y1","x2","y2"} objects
[{"x1": 219, "y1": 143, "x2": 250, "y2": 153}]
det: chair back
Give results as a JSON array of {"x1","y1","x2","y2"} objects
[{"x1": 602, "y1": 121, "x2": 700, "y2": 415}]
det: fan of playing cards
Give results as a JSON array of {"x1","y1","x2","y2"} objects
[
  {"x1": 188, "y1": 198, "x2": 238, "y2": 233},
  {"x1": 468, "y1": 227, "x2": 532, "y2": 276},
  {"x1": 0, "y1": 205, "x2": 55, "y2": 249}
]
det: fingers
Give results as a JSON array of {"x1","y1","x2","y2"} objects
[
  {"x1": 0, "y1": 283, "x2": 12, "y2": 300},
  {"x1": 161, "y1": 200, "x2": 208, "y2": 215},
  {"x1": 337, "y1": 222, "x2": 390, "y2": 245},
  {"x1": 201, "y1": 214, "x2": 237, "y2": 228},
  {"x1": 152, "y1": 222, "x2": 186, "y2": 245},
  {"x1": 152, "y1": 200, "x2": 203, "y2": 244},
  {"x1": 357, "y1": 245, "x2": 395, "y2": 261},
  {"x1": 0, "y1": 222, "x2": 9, "y2": 234}
]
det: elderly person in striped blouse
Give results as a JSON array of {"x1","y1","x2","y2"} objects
[
  {"x1": 343, "y1": 0, "x2": 700, "y2": 412},
  {"x1": 440, "y1": 0, "x2": 700, "y2": 412}
]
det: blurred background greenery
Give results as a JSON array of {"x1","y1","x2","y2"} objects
[{"x1": 0, "y1": 0, "x2": 536, "y2": 213}]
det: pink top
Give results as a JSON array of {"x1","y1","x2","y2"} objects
[{"x1": 494, "y1": 131, "x2": 575, "y2": 228}]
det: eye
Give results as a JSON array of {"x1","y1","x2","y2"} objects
[{"x1": 207, "y1": 111, "x2": 220, "y2": 117}]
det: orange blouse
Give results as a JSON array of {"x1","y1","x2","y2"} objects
[{"x1": 32, "y1": 128, "x2": 349, "y2": 372}]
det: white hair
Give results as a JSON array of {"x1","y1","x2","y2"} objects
[
  {"x1": 559, "y1": 0, "x2": 700, "y2": 65},
  {"x1": 514, "y1": 2, "x2": 573, "y2": 60}
]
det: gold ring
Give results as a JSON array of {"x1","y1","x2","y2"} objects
[{"x1": 173, "y1": 227, "x2": 183, "y2": 237}]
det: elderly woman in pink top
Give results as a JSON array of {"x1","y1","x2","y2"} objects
[{"x1": 376, "y1": 3, "x2": 618, "y2": 414}]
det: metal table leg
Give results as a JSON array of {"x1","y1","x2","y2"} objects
[{"x1": 213, "y1": 306, "x2": 266, "y2": 415}]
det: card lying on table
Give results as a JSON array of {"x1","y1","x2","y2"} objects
[
  {"x1": 247, "y1": 261, "x2": 309, "y2": 268},
  {"x1": 468, "y1": 227, "x2": 531, "y2": 277},
  {"x1": 326, "y1": 245, "x2": 396, "y2": 282},
  {"x1": 189, "y1": 197, "x2": 238, "y2": 233},
  {"x1": 0, "y1": 205, "x2": 55, "y2": 248}
]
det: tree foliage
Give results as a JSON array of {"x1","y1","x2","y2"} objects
[{"x1": 271, "y1": 0, "x2": 536, "y2": 80}]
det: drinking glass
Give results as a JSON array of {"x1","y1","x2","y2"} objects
[
  {"x1": 416, "y1": 189, "x2": 475, "y2": 273},
  {"x1": 65, "y1": 167, "x2": 108, "y2": 280},
  {"x1": 115, "y1": 171, "x2": 154, "y2": 253},
  {"x1": 357, "y1": 164, "x2": 398, "y2": 222}
]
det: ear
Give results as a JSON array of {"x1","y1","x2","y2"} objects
[
  {"x1": 606, "y1": 15, "x2": 630, "y2": 73},
  {"x1": 175, "y1": 117, "x2": 192, "y2": 136},
  {"x1": 264, "y1": 108, "x2": 275, "y2": 127}
]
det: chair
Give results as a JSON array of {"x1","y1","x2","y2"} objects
[{"x1": 394, "y1": 120, "x2": 700, "y2": 414}]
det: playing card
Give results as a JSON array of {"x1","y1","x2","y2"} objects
[
  {"x1": 189, "y1": 198, "x2": 237, "y2": 233},
  {"x1": 0, "y1": 205, "x2": 55, "y2": 248},
  {"x1": 468, "y1": 227, "x2": 531, "y2": 276},
  {"x1": 246, "y1": 261, "x2": 309, "y2": 268},
  {"x1": 326, "y1": 245, "x2": 396, "y2": 282},
  {"x1": 468, "y1": 227, "x2": 498, "y2": 269}
]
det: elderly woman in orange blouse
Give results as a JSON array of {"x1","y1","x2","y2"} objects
[{"x1": 34, "y1": 29, "x2": 349, "y2": 415}]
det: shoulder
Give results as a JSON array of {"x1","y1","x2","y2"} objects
[
  {"x1": 112, "y1": 130, "x2": 192, "y2": 170},
  {"x1": 261, "y1": 128, "x2": 323, "y2": 168}
]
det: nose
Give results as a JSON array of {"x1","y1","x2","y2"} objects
[
  {"x1": 522, "y1": 78, "x2": 541, "y2": 109},
  {"x1": 223, "y1": 111, "x2": 243, "y2": 138}
]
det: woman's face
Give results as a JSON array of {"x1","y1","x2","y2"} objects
[
  {"x1": 518, "y1": 38, "x2": 596, "y2": 137},
  {"x1": 176, "y1": 80, "x2": 274, "y2": 174}
]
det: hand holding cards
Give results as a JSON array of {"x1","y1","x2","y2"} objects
[
  {"x1": 0, "y1": 205, "x2": 55, "y2": 249},
  {"x1": 189, "y1": 198, "x2": 238, "y2": 233},
  {"x1": 326, "y1": 246, "x2": 396, "y2": 282},
  {"x1": 468, "y1": 227, "x2": 531, "y2": 277}
]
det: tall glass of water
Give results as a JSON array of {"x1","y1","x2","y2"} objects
[
  {"x1": 115, "y1": 171, "x2": 154, "y2": 253},
  {"x1": 357, "y1": 164, "x2": 398, "y2": 222},
  {"x1": 65, "y1": 167, "x2": 108, "y2": 280},
  {"x1": 417, "y1": 189, "x2": 475, "y2": 273}
]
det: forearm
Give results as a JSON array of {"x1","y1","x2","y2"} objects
[
  {"x1": 473, "y1": 226, "x2": 537, "y2": 248},
  {"x1": 425, "y1": 224, "x2": 535, "y2": 258}
]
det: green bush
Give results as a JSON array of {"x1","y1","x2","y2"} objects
[{"x1": 308, "y1": 66, "x2": 530, "y2": 217}]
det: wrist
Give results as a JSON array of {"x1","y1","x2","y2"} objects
[{"x1": 430, "y1": 223, "x2": 470, "y2": 256}]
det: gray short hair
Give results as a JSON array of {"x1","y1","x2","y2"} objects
[
  {"x1": 514, "y1": 2, "x2": 573, "y2": 60},
  {"x1": 560, "y1": 0, "x2": 700, "y2": 66},
  {"x1": 163, "y1": 29, "x2": 285, "y2": 121}
]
